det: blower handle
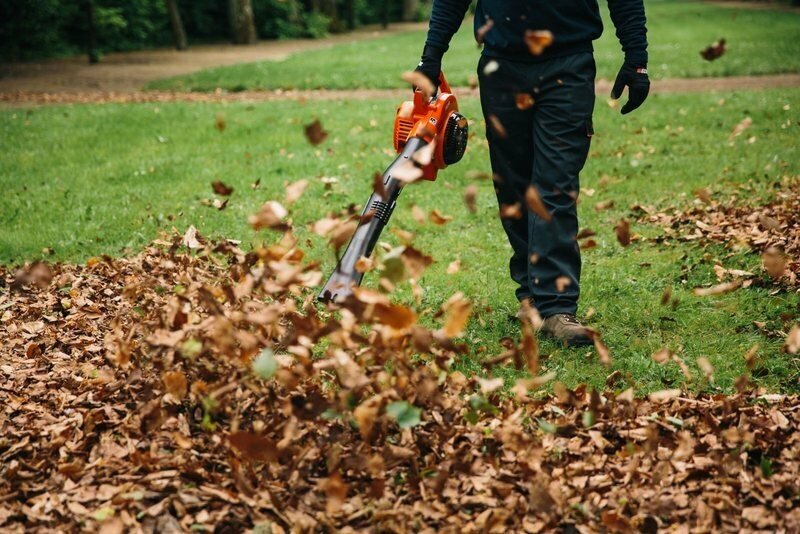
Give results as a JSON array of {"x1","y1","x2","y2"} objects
[{"x1": 437, "y1": 72, "x2": 452, "y2": 94}]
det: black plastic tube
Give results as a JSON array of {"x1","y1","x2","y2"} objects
[{"x1": 318, "y1": 137, "x2": 427, "y2": 303}]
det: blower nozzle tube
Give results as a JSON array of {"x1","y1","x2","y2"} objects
[{"x1": 318, "y1": 137, "x2": 426, "y2": 303}]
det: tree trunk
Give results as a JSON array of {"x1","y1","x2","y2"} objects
[
  {"x1": 381, "y1": 0, "x2": 389, "y2": 29},
  {"x1": 344, "y1": 0, "x2": 355, "y2": 30},
  {"x1": 86, "y1": 0, "x2": 99, "y2": 64},
  {"x1": 164, "y1": 0, "x2": 188, "y2": 50},
  {"x1": 228, "y1": 0, "x2": 258, "y2": 45},
  {"x1": 402, "y1": 0, "x2": 418, "y2": 22}
]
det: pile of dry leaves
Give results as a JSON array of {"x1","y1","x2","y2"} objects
[
  {"x1": 2, "y1": 208, "x2": 800, "y2": 532},
  {"x1": 637, "y1": 178, "x2": 799, "y2": 289}
]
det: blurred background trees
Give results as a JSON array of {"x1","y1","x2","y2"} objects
[{"x1": 0, "y1": 0, "x2": 434, "y2": 62}]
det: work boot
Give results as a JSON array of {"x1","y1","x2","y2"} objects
[{"x1": 540, "y1": 314, "x2": 593, "y2": 347}]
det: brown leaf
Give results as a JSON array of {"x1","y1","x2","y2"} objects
[
  {"x1": 463, "y1": 184, "x2": 478, "y2": 213},
  {"x1": 762, "y1": 247, "x2": 787, "y2": 279},
  {"x1": 163, "y1": 371, "x2": 188, "y2": 400},
  {"x1": 615, "y1": 218, "x2": 631, "y2": 247},
  {"x1": 228, "y1": 431, "x2": 279, "y2": 463},
  {"x1": 487, "y1": 114, "x2": 507, "y2": 138},
  {"x1": 441, "y1": 292, "x2": 472, "y2": 338},
  {"x1": 786, "y1": 324, "x2": 800, "y2": 355},
  {"x1": 284, "y1": 179, "x2": 309, "y2": 204},
  {"x1": 304, "y1": 118, "x2": 328, "y2": 145},
  {"x1": 594, "y1": 199, "x2": 614, "y2": 211},
  {"x1": 500, "y1": 202, "x2": 523, "y2": 220},
  {"x1": 429, "y1": 209, "x2": 453, "y2": 225},
  {"x1": 523, "y1": 29, "x2": 554, "y2": 56},
  {"x1": 649, "y1": 389, "x2": 682, "y2": 402},
  {"x1": 730, "y1": 116, "x2": 752, "y2": 139},
  {"x1": 401, "y1": 70, "x2": 435, "y2": 100},
  {"x1": 211, "y1": 180, "x2": 234, "y2": 196},
  {"x1": 322, "y1": 471, "x2": 348, "y2": 515},
  {"x1": 515, "y1": 93, "x2": 534, "y2": 110},
  {"x1": 447, "y1": 257, "x2": 461, "y2": 274},
  {"x1": 555, "y1": 276, "x2": 571, "y2": 293},
  {"x1": 693, "y1": 279, "x2": 742, "y2": 296},
  {"x1": 249, "y1": 201, "x2": 289, "y2": 231},
  {"x1": 214, "y1": 112, "x2": 226, "y2": 132},
  {"x1": 700, "y1": 38, "x2": 726, "y2": 61},
  {"x1": 475, "y1": 18, "x2": 494, "y2": 44},
  {"x1": 525, "y1": 186, "x2": 552, "y2": 222}
]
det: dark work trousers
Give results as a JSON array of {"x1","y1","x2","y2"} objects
[{"x1": 478, "y1": 52, "x2": 595, "y2": 318}]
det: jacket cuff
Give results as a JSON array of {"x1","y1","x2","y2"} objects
[
  {"x1": 624, "y1": 51, "x2": 648, "y2": 67},
  {"x1": 422, "y1": 43, "x2": 448, "y2": 61}
]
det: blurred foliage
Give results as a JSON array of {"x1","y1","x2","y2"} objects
[{"x1": 0, "y1": 0, "x2": 432, "y2": 62}]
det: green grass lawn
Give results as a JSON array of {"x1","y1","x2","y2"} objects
[
  {"x1": 2, "y1": 87, "x2": 799, "y2": 394},
  {"x1": 148, "y1": 0, "x2": 800, "y2": 92}
]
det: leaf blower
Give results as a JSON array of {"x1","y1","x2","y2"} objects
[{"x1": 318, "y1": 73, "x2": 469, "y2": 303}]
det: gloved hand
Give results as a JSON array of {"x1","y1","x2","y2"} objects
[
  {"x1": 611, "y1": 62, "x2": 650, "y2": 115},
  {"x1": 415, "y1": 44, "x2": 445, "y2": 89}
]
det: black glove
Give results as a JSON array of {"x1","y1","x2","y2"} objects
[
  {"x1": 415, "y1": 44, "x2": 445, "y2": 89},
  {"x1": 611, "y1": 62, "x2": 650, "y2": 115}
]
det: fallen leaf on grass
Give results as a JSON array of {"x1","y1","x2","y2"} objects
[
  {"x1": 211, "y1": 180, "x2": 234, "y2": 196},
  {"x1": 700, "y1": 38, "x2": 726, "y2": 61},
  {"x1": 181, "y1": 225, "x2": 203, "y2": 249},
  {"x1": 693, "y1": 279, "x2": 742, "y2": 296},
  {"x1": 729, "y1": 117, "x2": 752, "y2": 139}
]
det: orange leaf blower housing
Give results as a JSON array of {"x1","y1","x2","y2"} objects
[
  {"x1": 393, "y1": 73, "x2": 468, "y2": 181},
  {"x1": 319, "y1": 72, "x2": 469, "y2": 303}
]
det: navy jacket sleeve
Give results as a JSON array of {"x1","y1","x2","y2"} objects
[
  {"x1": 424, "y1": 0, "x2": 472, "y2": 52},
  {"x1": 607, "y1": 0, "x2": 648, "y2": 66}
]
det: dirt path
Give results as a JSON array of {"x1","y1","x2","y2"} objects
[
  {"x1": 0, "y1": 22, "x2": 427, "y2": 95},
  {"x1": 2, "y1": 73, "x2": 798, "y2": 107}
]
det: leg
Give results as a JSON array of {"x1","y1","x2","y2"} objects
[
  {"x1": 528, "y1": 53, "x2": 596, "y2": 317},
  {"x1": 477, "y1": 56, "x2": 536, "y2": 301}
]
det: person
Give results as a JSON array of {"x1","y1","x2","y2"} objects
[{"x1": 414, "y1": 0, "x2": 649, "y2": 347}]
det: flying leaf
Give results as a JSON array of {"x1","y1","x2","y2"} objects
[
  {"x1": 249, "y1": 201, "x2": 289, "y2": 231},
  {"x1": 401, "y1": 71, "x2": 435, "y2": 100},
  {"x1": 487, "y1": 114, "x2": 507, "y2": 138},
  {"x1": 524, "y1": 29, "x2": 554, "y2": 56},
  {"x1": 525, "y1": 186, "x2": 552, "y2": 222},
  {"x1": 304, "y1": 118, "x2": 328, "y2": 145},
  {"x1": 214, "y1": 112, "x2": 226, "y2": 132},
  {"x1": 515, "y1": 93, "x2": 534, "y2": 110},
  {"x1": 252, "y1": 348, "x2": 278, "y2": 379},
  {"x1": 284, "y1": 179, "x2": 309, "y2": 204},
  {"x1": 385, "y1": 401, "x2": 421, "y2": 429},
  {"x1": 463, "y1": 184, "x2": 478, "y2": 213},
  {"x1": 475, "y1": 18, "x2": 494, "y2": 44},
  {"x1": 429, "y1": 209, "x2": 453, "y2": 225},
  {"x1": 441, "y1": 292, "x2": 472, "y2": 338},
  {"x1": 615, "y1": 218, "x2": 631, "y2": 247}
]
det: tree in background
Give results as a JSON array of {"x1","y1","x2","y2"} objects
[
  {"x1": 228, "y1": 0, "x2": 257, "y2": 44},
  {"x1": 164, "y1": 0, "x2": 188, "y2": 50}
]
